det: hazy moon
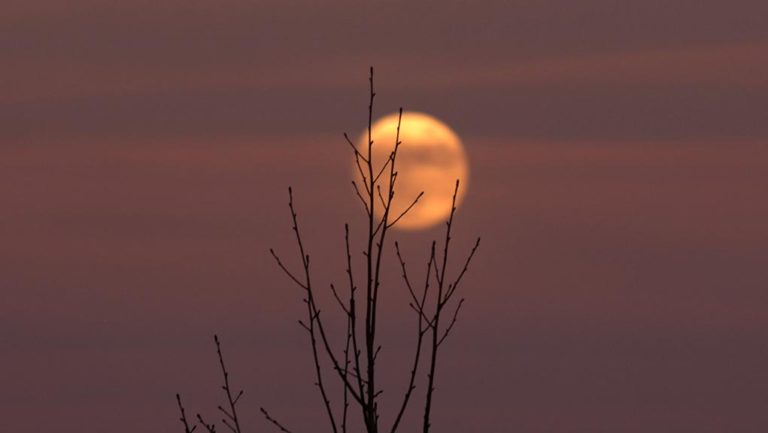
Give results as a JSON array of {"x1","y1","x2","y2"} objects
[{"x1": 356, "y1": 112, "x2": 468, "y2": 230}]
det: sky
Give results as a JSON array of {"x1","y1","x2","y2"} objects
[{"x1": 2, "y1": 1, "x2": 768, "y2": 431}]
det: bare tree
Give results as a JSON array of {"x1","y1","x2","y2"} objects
[
  {"x1": 176, "y1": 68, "x2": 480, "y2": 433},
  {"x1": 267, "y1": 68, "x2": 480, "y2": 433}
]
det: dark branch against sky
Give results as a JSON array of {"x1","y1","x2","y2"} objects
[{"x1": 2, "y1": 1, "x2": 768, "y2": 432}]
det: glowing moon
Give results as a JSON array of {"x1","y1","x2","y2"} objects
[{"x1": 355, "y1": 112, "x2": 468, "y2": 230}]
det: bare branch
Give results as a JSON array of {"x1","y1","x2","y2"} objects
[
  {"x1": 330, "y1": 283, "x2": 350, "y2": 315},
  {"x1": 213, "y1": 335, "x2": 242, "y2": 433},
  {"x1": 176, "y1": 394, "x2": 197, "y2": 433},
  {"x1": 341, "y1": 315, "x2": 353, "y2": 433},
  {"x1": 371, "y1": 216, "x2": 386, "y2": 239},
  {"x1": 394, "y1": 242, "x2": 420, "y2": 308},
  {"x1": 387, "y1": 191, "x2": 424, "y2": 229},
  {"x1": 261, "y1": 408, "x2": 296, "y2": 433},
  {"x1": 442, "y1": 237, "x2": 481, "y2": 306},
  {"x1": 344, "y1": 132, "x2": 369, "y2": 164},
  {"x1": 196, "y1": 414, "x2": 216, "y2": 433},
  {"x1": 352, "y1": 181, "x2": 371, "y2": 216},
  {"x1": 423, "y1": 179, "x2": 476, "y2": 433},
  {"x1": 274, "y1": 186, "x2": 365, "y2": 430},
  {"x1": 353, "y1": 153, "x2": 372, "y2": 197},
  {"x1": 372, "y1": 151, "x2": 394, "y2": 185},
  {"x1": 345, "y1": 224, "x2": 367, "y2": 401},
  {"x1": 437, "y1": 298, "x2": 465, "y2": 347},
  {"x1": 390, "y1": 243, "x2": 435, "y2": 433},
  {"x1": 376, "y1": 184, "x2": 387, "y2": 209},
  {"x1": 306, "y1": 304, "x2": 340, "y2": 433},
  {"x1": 270, "y1": 249, "x2": 308, "y2": 290},
  {"x1": 360, "y1": 65, "x2": 380, "y2": 433},
  {"x1": 383, "y1": 108, "x2": 404, "y2": 193},
  {"x1": 221, "y1": 419, "x2": 237, "y2": 433}
]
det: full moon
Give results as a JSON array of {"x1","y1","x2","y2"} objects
[{"x1": 355, "y1": 112, "x2": 469, "y2": 230}]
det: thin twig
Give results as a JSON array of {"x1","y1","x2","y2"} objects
[
  {"x1": 442, "y1": 237, "x2": 481, "y2": 306},
  {"x1": 352, "y1": 181, "x2": 371, "y2": 216},
  {"x1": 176, "y1": 394, "x2": 198, "y2": 433},
  {"x1": 270, "y1": 248, "x2": 308, "y2": 290},
  {"x1": 390, "y1": 243, "x2": 435, "y2": 433},
  {"x1": 213, "y1": 335, "x2": 243, "y2": 433},
  {"x1": 274, "y1": 187, "x2": 362, "y2": 432},
  {"x1": 197, "y1": 414, "x2": 217, "y2": 433},
  {"x1": 341, "y1": 314, "x2": 353, "y2": 433},
  {"x1": 344, "y1": 132, "x2": 370, "y2": 164},
  {"x1": 423, "y1": 179, "x2": 479, "y2": 433},
  {"x1": 260, "y1": 407, "x2": 296, "y2": 433},
  {"x1": 437, "y1": 298, "x2": 465, "y2": 347},
  {"x1": 387, "y1": 192, "x2": 424, "y2": 229},
  {"x1": 330, "y1": 283, "x2": 350, "y2": 315},
  {"x1": 345, "y1": 224, "x2": 367, "y2": 401}
]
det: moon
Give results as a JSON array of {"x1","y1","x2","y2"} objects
[{"x1": 355, "y1": 112, "x2": 469, "y2": 230}]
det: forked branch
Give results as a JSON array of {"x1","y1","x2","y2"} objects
[
  {"x1": 213, "y1": 335, "x2": 243, "y2": 433},
  {"x1": 269, "y1": 68, "x2": 480, "y2": 433}
]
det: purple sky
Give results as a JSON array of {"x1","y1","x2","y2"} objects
[{"x1": 2, "y1": 1, "x2": 768, "y2": 432}]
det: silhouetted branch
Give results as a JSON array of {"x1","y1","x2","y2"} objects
[
  {"x1": 344, "y1": 224, "x2": 367, "y2": 401},
  {"x1": 442, "y1": 237, "x2": 481, "y2": 306},
  {"x1": 420, "y1": 180, "x2": 480, "y2": 433},
  {"x1": 437, "y1": 298, "x2": 465, "y2": 347},
  {"x1": 175, "y1": 337, "x2": 243, "y2": 433},
  {"x1": 352, "y1": 181, "x2": 371, "y2": 216},
  {"x1": 213, "y1": 335, "x2": 243, "y2": 433},
  {"x1": 196, "y1": 414, "x2": 217, "y2": 433},
  {"x1": 344, "y1": 132, "x2": 370, "y2": 165},
  {"x1": 363, "y1": 66, "x2": 381, "y2": 433},
  {"x1": 260, "y1": 407, "x2": 296, "y2": 433},
  {"x1": 176, "y1": 394, "x2": 198, "y2": 433},
  {"x1": 270, "y1": 248, "x2": 308, "y2": 290},
  {"x1": 371, "y1": 152, "x2": 394, "y2": 186},
  {"x1": 390, "y1": 242, "x2": 435, "y2": 433},
  {"x1": 387, "y1": 192, "x2": 424, "y2": 229},
  {"x1": 395, "y1": 241, "x2": 435, "y2": 327},
  {"x1": 271, "y1": 187, "x2": 363, "y2": 432},
  {"x1": 376, "y1": 184, "x2": 387, "y2": 209},
  {"x1": 268, "y1": 68, "x2": 480, "y2": 433},
  {"x1": 176, "y1": 67, "x2": 481, "y2": 433},
  {"x1": 330, "y1": 283, "x2": 350, "y2": 315},
  {"x1": 341, "y1": 314, "x2": 353, "y2": 433}
]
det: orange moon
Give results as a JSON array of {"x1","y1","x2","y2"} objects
[{"x1": 355, "y1": 112, "x2": 469, "y2": 230}]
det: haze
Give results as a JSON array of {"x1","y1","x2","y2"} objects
[{"x1": 2, "y1": 1, "x2": 768, "y2": 432}]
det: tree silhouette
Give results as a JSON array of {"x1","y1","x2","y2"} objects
[{"x1": 176, "y1": 68, "x2": 480, "y2": 433}]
